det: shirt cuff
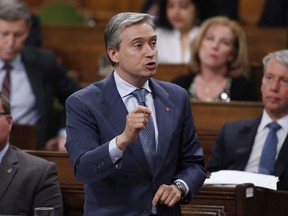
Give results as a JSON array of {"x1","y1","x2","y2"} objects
[
  {"x1": 58, "y1": 128, "x2": 67, "y2": 137},
  {"x1": 109, "y1": 137, "x2": 124, "y2": 164}
]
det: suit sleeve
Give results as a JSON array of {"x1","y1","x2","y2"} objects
[
  {"x1": 173, "y1": 89, "x2": 207, "y2": 203},
  {"x1": 32, "y1": 162, "x2": 63, "y2": 216}
]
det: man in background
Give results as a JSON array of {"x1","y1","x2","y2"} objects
[
  {"x1": 207, "y1": 49, "x2": 288, "y2": 190},
  {"x1": 0, "y1": 92, "x2": 63, "y2": 215},
  {"x1": 0, "y1": 0, "x2": 81, "y2": 151}
]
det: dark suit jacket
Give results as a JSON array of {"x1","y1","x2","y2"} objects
[
  {"x1": 0, "y1": 145, "x2": 63, "y2": 215},
  {"x1": 206, "y1": 115, "x2": 288, "y2": 190},
  {"x1": 65, "y1": 73, "x2": 206, "y2": 215},
  {"x1": 20, "y1": 47, "x2": 81, "y2": 148}
]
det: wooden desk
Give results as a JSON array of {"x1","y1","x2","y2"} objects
[
  {"x1": 190, "y1": 184, "x2": 257, "y2": 216},
  {"x1": 26, "y1": 150, "x2": 288, "y2": 216}
]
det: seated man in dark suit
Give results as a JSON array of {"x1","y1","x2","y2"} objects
[
  {"x1": 206, "y1": 49, "x2": 288, "y2": 190},
  {"x1": 0, "y1": 0, "x2": 81, "y2": 151},
  {"x1": 0, "y1": 92, "x2": 63, "y2": 215}
]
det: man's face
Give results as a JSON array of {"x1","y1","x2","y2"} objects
[
  {"x1": 0, "y1": 19, "x2": 29, "y2": 61},
  {"x1": 108, "y1": 22, "x2": 158, "y2": 87},
  {"x1": 0, "y1": 101, "x2": 12, "y2": 150},
  {"x1": 261, "y1": 58, "x2": 288, "y2": 119}
]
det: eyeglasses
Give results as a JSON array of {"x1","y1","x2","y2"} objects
[{"x1": 0, "y1": 112, "x2": 10, "y2": 118}]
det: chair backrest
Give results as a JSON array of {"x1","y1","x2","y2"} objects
[
  {"x1": 10, "y1": 124, "x2": 37, "y2": 150},
  {"x1": 38, "y1": 2, "x2": 85, "y2": 24}
]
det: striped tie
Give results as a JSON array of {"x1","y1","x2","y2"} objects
[
  {"x1": 132, "y1": 88, "x2": 156, "y2": 172},
  {"x1": 259, "y1": 121, "x2": 281, "y2": 174},
  {"x1": 2, "y1": 63, "x2": 12, "y2": 99}
]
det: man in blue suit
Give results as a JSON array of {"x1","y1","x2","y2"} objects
[
  {"x1": 207, "y1": 49, "x2": 288, "y2": 191},
  {"x1": 65, "y1": 12, "x2": 206, "y2": 215},
  {"x1": 0, "y1": 0, "x2": 81, "y2": 150}
]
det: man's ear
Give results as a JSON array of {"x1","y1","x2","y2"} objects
[{"x1": 107, "y1": 48, "x2": 119, "y2": 65}]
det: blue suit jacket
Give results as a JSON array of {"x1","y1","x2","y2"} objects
[
  {"x1": 65, "y1": 73, "x2": 206, "y2": 215},
  {"x1": 206, "y1": 115, "x2": 288, "y2": 190}
]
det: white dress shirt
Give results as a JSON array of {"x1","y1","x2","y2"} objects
[
  {"x1": 0, "y1": 55, "x2": 39, "y2": 125},
  {"x1": 109, "y1": 71, "x2": 158, "y2": 163},
  {"x1": 245, "y1": 110, "x2": 288, "y2": 173}
]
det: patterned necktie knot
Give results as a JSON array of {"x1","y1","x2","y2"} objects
[
  {"x1": 132, "y1": 88, "x2": 146, "y2": 106},
  {"x1": 268, "y1": 121, "x2": 281, "y2": 131},
  {"x1": 3, "y1": 62, "x2": 12, "y2": 71},
  {"x1": 1, "y1": 62, "x2": 12, "y2": 99},
  {"x1": 259, "y1": 121, "x2": 281, "y2": 174}
]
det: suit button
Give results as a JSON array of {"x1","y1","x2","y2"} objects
[{"x1": 144, "y1": 206, "x2": 150, "y2": 214}]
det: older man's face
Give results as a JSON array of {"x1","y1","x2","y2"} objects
[
  {"x1": 261, "y1": 58, "x2": 288, "y2": 119},
  {"x1": 0, "y1": 19, "x2": 29, "y2": 61}
]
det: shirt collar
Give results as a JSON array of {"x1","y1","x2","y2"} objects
[
  {"x1": 113, "y1": 70, "x2": 152, "y2": 98},
  {"x1": 0, "y1": 143, "x2": 9, "y2": 164},
  {"x1": 0, "y1": 54, "x2": 22, "y2": 71},
  {"x1": 258, "y1": 110, "x2": 288, "y2": 133}
]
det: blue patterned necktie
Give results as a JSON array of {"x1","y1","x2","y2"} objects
[
  {"x1": 132, "y1": 88, "x2": 156, "y2": 171},
  {"x1": 1, "y1": 63, "x2": 12, "y2": 99},
  {"x1": 258, "y1": 121, "x2": 281, "y2": 174}
]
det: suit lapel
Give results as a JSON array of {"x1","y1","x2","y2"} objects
[
  {"x1": 149, "y1": 79, "x2": 174, "y2": 177},
  {"x1": 100, "y1": 74, "x2": 150, "y2": 174},
  {"x1": 0, "y1": 146, "x2": 18, "y2": 201},
  {"x1": 235, "y1": 117, "x2": 261, "y2": 169},
  {"x1": 274, "y1": 135, "x2": 288, "y2": 177},
  {"x1": 21, "y1": 49, "x2": 44, "y2": 112}
]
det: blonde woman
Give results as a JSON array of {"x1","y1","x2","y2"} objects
[{"x1": 173, "y1": 16, "x2": 258, "y2": 101}]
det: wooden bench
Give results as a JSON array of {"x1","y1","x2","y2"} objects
[
  {"x1": 155, "y1": 64, "x2": 188, "y2": 82},
  {"x1": 181, "y1": 205, "x2": 226, "y2": 216},
  {"x1": 26, "y1": 149, "x2": 288, "y2": 216},
  {"x1": 10, "y1": 125, "x2": 37, "y2": 150},
  {"x1": 191, "y1": 101, "x2": 263, "y2": 163},
  {"x1": 243, "y1": 27, "x2": 288, "y2": 64},
  {"x1": 23, "y1": 150, "x2": 250, "y2": 216},
  {"x1": 39, "y1": 23, "x2": 288, "y2": 85}
]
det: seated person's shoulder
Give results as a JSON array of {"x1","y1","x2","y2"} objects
[{"x1": 12, "y1": 146, "x2": 55, "y2": 169}]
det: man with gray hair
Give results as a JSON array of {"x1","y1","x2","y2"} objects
[
  {"x1": 65, "y1": 12, "x2": 206, "y2": 215},
  {"x1": 207, "y1": 49, "x2": 288, "y2": 191},
  {"x1": 0, "y1": 0, "x2": 81, "y2": 150}
]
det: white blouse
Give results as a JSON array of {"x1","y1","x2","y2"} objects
[{"x1": 155, "y1": 27, "x2": 199, "y2": 64}]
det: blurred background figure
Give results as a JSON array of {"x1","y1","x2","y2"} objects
[
  {"x1": 199, "y1": 0, "x2": 239, "y2": 21},
  {"x1": 0, "y1": 0, "x2": 81, "y2": 151},
  {"x1": 0, "y1": 92, "x2": 63, "y2": 215},
  {"x1": 172, "y1": 16, "x2": 258, "y2": 102},
  {"x1": 142, "y1": 0, "x2": 159, "y2": 16},
  {"x1": 206, "y1": 49, "x2": 288, "y2": 191},
  {"x1": 155, "y1": 0, "x2": 201, "y2": 64},
  {"x1": 258, "y1": 0, "x2": 288, "y2": 27},
  {"x1": 24, "y1": 14, "x2": 42, "y2": 47}
]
